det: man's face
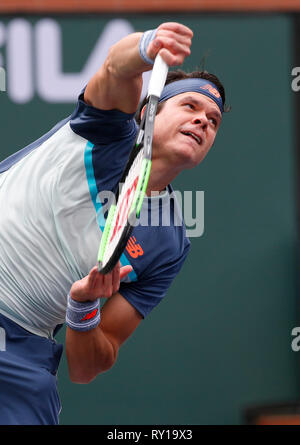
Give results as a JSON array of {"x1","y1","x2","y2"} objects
[{"x1": 152, "y1": 92, "x2": 222, "y2": 171}]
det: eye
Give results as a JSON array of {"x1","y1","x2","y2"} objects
[
  {"x1": 209, "y1": 117, "x2": 217, "y2": 127},
  {"x1": 184, "y1": 103, "x2": 195, "y2": 110}
]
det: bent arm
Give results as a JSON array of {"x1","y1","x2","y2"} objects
[
  {"x1": 65, "y1": 263, "x2": 142, "y2": 383},
  {"x1": 84, "y1": 22, "x2": 193, "y2": 114},
  {"x1": 66, "y1": 292, "x2": 142, "y2": 384}
]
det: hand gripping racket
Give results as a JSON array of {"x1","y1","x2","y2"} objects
[{"x1": 97, "y1": 54, "x2": 169, "y2": 274}]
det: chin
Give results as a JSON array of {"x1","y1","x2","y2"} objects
[{"x1": 176, "y1": 148, "x2": 206, "y2": 170}]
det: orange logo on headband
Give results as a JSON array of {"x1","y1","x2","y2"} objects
[{"x1": 201, "y1": 84, "x2": 221, "y2": 99}]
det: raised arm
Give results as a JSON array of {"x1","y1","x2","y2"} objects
[{"x1": 84, "y1": 22, "x2": 193, "y2": 113}]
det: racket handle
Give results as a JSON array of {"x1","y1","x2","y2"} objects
[{"x1": 147, "y1": 53, "x2": 168, "y2": 99}]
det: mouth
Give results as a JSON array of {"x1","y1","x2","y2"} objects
[{"x1": 180, "y1": 131, "x2": 202, "y2": 145}]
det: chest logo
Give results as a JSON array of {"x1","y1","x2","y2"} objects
[{"x1": 126, "y1": 236, "x2": 144, "y2": 259}]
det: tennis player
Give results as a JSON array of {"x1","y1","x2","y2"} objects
[{"x1": 0, "y1": 22, "x2": 227, "y2": 424}]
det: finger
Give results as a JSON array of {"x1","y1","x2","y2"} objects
[
  {"x1": 155, "y1": 47, "x2": 188, "y2": 67},
  {"x1": 102, "y1": 270, "x2": 114, "y2": 298},
  {"x1": 119, "y1": 265, "x2": 133, "y2": 281},
  {"x1": 89, "y1": 267, "x2": 106, "y2": 297},
  {"x1": 147, "y1": 41, "x2": 190, "y2": 66},
  {"x1": 156, "y1": 29, "x2": 192, "y2": 47},
  {"x1": 112, "y1": 261, "x2": 121, "y2": 295},
  {"x1": 71, "y1": 267, "x2": 103, "y2": 301},
  {"x1": 88, "y1": 266, "x2": 100, "y2": 288},
  {"x1": 156, "y1": 36, "x2": 191, "y2": 57},
  {"x1": 157, "y1": 22, "x2": 193, "y2": 38}
]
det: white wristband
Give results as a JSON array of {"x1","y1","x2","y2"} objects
[{"x1": 139, "y1": 29, "x2": 157, "y2": 65}]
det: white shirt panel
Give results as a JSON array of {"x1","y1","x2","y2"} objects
[{"x1": 0, "y1": 122, "x2": 101, "y2": 338}]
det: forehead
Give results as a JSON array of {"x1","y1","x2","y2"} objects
[{"x1": 171, "y1": 91, "x2": 221, "y2": 112}]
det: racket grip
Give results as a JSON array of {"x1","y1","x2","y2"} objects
[{"x1": 147, "y1": 54, "x2": 168, "y2": 99}]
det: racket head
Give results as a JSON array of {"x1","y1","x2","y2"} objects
[
  {"x1": 97, "y1": 96, "x2": 158, "y2": 274},
  {"x1": 97, "y1": 145, "x2": 144, "y2": 274}
]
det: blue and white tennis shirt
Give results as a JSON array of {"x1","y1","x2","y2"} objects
[{"x1": 0, "y1": 90, "x2": 190, "y2": 338}]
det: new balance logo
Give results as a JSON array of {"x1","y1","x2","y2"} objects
[
  {"x1": 126, "y1": 236, "x2": 144, "y2": 259},
  {"x1": 80, "y1": 309, "x2": 98, "y2": 322}
]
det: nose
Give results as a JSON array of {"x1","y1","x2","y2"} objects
[{"x1": 192, "y1": 112, "x2": 208, "y2": 129}]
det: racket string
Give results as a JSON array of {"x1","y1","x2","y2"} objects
[{"x1": 102, "y1": 148, "x2": 144, "y2": 267}]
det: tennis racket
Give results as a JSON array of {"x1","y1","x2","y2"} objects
[{"x1": 97, "y1": 54, "x2": 169, "y2": 274}]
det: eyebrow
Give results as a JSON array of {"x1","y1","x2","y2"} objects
[{"x1": 178, "y1": 95, "x2": 222, "y2": 121}]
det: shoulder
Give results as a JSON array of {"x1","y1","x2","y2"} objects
[{"x1": 69, "y1": 87, "x2": 137, "y2": 146}]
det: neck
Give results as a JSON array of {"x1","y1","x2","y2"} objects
[{"x1": 146, "y1": 159, "x2": 181, "y2": 196}]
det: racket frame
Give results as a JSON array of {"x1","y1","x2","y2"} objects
[{"x1": 97, "y1": 55, "x2": 168, "y2": 274}]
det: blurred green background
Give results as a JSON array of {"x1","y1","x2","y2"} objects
[{"x1": 0, "y1": 14, "x2": 299, "y2": 425}]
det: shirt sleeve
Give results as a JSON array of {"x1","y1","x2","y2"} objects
[
  {"x1": 119, "y1": 239, "x2": 190, "y2": 318},
  {"x1": 69, "y1": 88, "x2": 137, "y2": 146}
]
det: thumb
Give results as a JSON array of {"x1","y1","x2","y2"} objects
[
  {"x1": 147, "y1": 39, "x2": 162, "y2": 62},
  {"x1": 120, "y1": 265, "x2": 133, "y2": 280}
]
